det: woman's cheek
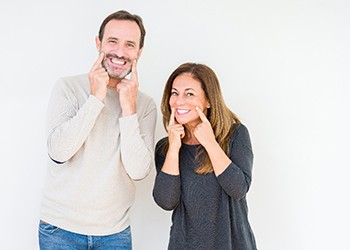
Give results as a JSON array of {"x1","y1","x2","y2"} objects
[
  {"x1": 168, "y1": 98, "x2": 174, "y2": 107},
  {"x1": 192, "y1": 101, "x2": 203, "y2": 111}
]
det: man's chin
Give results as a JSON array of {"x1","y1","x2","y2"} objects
[
  {"x1": 107, "y1": 69, "x2": 131, "y2": 80},
  {"x1": 102, "y1": 61, "x2": 131, "y2": 79}
]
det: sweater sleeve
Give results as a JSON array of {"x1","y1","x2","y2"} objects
[
  {"x1": 119, "y1": 98, "x2": 157, "y2": 180},
  {"x1": 152, "y1": 139, "x2": 181, "y2": 210},
  {"x1": 217, "y1": 124, "x2": 254, "y2": 199},
  {"x1": 46, "y1": 79, "x2": 104, "y2": 163}
]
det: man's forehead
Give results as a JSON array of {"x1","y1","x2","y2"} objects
[{"x1": 104, "y1": 20, "x2": 140, "y2": 35}]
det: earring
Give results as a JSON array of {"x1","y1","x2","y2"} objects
[{"x1": 206, "y1": 103, "x2": 211, "y2": 108}]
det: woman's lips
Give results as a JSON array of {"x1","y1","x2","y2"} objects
[{"x1": 176, "y1": 109, "x2": 191, "y2": 115}]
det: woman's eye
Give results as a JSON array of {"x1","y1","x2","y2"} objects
[
  {"x1": 171, "y1": 92, "x2": 178, "y2": 96},
  {"x1": 186, "y1": 93, "x2": 194, "y2": 97}
]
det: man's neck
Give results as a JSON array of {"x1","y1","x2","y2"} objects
[{"x1": 107, "y1": 78, "x2": 122, "y2": 88}]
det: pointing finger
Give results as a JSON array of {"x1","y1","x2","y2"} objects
[
  {"x1": 169, "y1": 107, "x2": 176, "y2": 126},
  {"x1": 91, "y1": 52, "x2": 105, "y2": 71},
  {"x1": 130, "y1": 59, "x2": 138, "y2": 82},
  {"x1": 196, "y1": 106, "x2": 210, "y2": 124}
]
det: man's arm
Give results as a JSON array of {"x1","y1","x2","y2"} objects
[
  {"x1": 48, "y1": 54, "x2": 109, "y2": 163},
  {"x1": 46, "y1": 79, "x2": 104, "y2": 163},
  {"x1": 119, "y1": 98, "x2": 157, "y2": 180}
]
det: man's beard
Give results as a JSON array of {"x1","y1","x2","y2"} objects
[{"x1": 102, "y1": 53, "x2": 132, "y2": 79}]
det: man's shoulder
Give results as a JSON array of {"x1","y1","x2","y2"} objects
[
  {"x1": 137, "y1": 89, "x2": 153, "y2": 100},
  {"x1": 54, "y1": 74, "x2": 89, "y2": 93},
  {"x1": 137, "y1": 89, "x2": 156, "y2": 107},
  {"x1": 58, "y1": 74, "x2": 89, "y2": 86}
]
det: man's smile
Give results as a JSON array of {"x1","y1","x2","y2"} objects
[{"x1": 110, "y1": 57, "x2": 127, "y2": 66}]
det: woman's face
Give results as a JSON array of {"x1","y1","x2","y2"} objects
[{"x1": 169, "y1": 73, "x2": 209, "y2": 127}]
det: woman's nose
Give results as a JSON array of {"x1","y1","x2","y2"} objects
[{"x1": 174, "y1": 95, "x2": 185, "y2": 105}]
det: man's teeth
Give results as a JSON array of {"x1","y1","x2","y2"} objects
[{"x1": 111, "y1": 58, "x2": 125, "y2": 65}]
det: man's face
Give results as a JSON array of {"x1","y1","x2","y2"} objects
[{"x1": 96, "y1": 19, "x2": 143, "y2": 79}]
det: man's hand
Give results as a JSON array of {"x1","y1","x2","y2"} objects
[
  {"x1": 116, "y1": 59, "x2": 139, "y2": 116},
  {"x1": 89, "y1": 52, "x2": 109, "y2": 101}
]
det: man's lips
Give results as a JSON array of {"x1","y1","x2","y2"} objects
[
  {"x1": 110, "y1": 57, "x2": 127, "y2": 66},
  {"x1": 105, "y1": 53, "x2": 131, "y2": 67}
]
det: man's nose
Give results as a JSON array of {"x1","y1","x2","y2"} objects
[{"x1": 113, "y1": 44, "x2": 126, "y2": 57}]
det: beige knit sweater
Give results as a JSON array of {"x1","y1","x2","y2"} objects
[{"x1": 40, "y1": 74, "x2": 157, "y2": 236}]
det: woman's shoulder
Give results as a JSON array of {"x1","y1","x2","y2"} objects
[
  {"x1": 155, "y1": 137, "x2": 168, "y2": 154},
  {"x1": 156, "y1": 137, "x2": 168, "y2": 146},
  {"x1": 234, "y1": 123, "x2": 249, "y2": 134},
  {"x1": 231, "y1": 123, "x2": 251, "y2": 142}
]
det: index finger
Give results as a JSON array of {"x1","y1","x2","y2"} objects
[
  {"x1": 130, "y1": 59, "x2": 138, "y2": 82},
  {"x1": 196, "y1": 106, "x2": 210, "y2": 124},
  {"x1": 91, "y1": 52, "x2": 105, "y2": 71},
  {"x1": 169, "y1": 107, "x2": 176, "y2": 126}
]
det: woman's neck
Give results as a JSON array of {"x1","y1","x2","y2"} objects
[{"x1": 182, "y1": 124, "x2": 200, "y2": 145}]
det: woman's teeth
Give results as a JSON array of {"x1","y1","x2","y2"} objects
[{"x1": 177, "y1": 109, "x2": 190, "y2": 115}]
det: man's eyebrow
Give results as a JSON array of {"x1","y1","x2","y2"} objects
[
  {"x1": 126, "y1": 40, "x2": 137, "y2": 46},
  {"x1": 106, "y1": 37, "x2": 137, "y2": 46},
  {"x1": 107, "y1": 37, "x2": 118, "y2": 41}
]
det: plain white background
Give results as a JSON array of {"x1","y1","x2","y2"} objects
[{"x1": 1, "y1": 0, "x2": 349, "y2": 249}]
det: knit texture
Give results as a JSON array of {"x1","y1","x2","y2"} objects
[
  {"x1": 40, "y1": 74, "x2": 156, "y2": 236},
  {"x1": 153, "y1": 124, "x2": 257, "y2": 250}
]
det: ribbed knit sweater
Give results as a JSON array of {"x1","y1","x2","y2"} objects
[
  {"x1": 153, "y1": 124, "x2": 257, "y2": 250},
  {"x1": 40, "y1": 74, "x2": 157, "y2": 236}
]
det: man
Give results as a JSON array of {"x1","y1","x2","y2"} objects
[{"x1": 39, "y1": 10, "x2": 156, "y2": 249}]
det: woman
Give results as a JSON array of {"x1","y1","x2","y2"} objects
[{"x1": 153, "y1": 63, "x2": 257, "y2": 250}]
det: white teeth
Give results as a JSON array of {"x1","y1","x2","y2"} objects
[
  {"x1": 177, "y1": 109, "x2": 190, "y2": 114},
  {"x1": 111, "y1": 58, "x2": 125, "y2": 65}
]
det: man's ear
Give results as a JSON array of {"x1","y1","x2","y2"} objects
[
  {"x1": 95, "y1": 36, "x2": 101, "y2": 51},
  {"x1": 137, "y1": 47, "x2": 143, "y2": 59}
]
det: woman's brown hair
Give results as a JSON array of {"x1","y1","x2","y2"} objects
[{"x1": 161, "y1": 63, "x2": 241, "y2": 174}]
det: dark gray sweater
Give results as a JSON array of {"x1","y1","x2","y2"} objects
[{"x1": 153, "y1": 124, "x2": 257, "y2": 250}]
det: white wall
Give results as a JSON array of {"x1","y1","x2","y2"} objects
[{"x1": 1, "y1": 0, "x2": 349, "y2": 249}]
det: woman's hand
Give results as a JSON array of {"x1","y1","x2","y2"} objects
[
  {"x1": 194, "y1": 107, "x2": 216, "y2": 148},
  {"x1": 167, "y1": 108, "x2": 185, "y2": 152}
]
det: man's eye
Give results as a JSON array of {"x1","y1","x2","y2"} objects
[{"x1": 127, "y1": 43, "x2": 135, "y2": 48}]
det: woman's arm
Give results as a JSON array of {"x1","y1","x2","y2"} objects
[
  {"x1": 194, "y1": 108, "x2": 253, "y2": 199},
  {"x1": 152, "y1": 139, "x2": 181, "y2": 210}
]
